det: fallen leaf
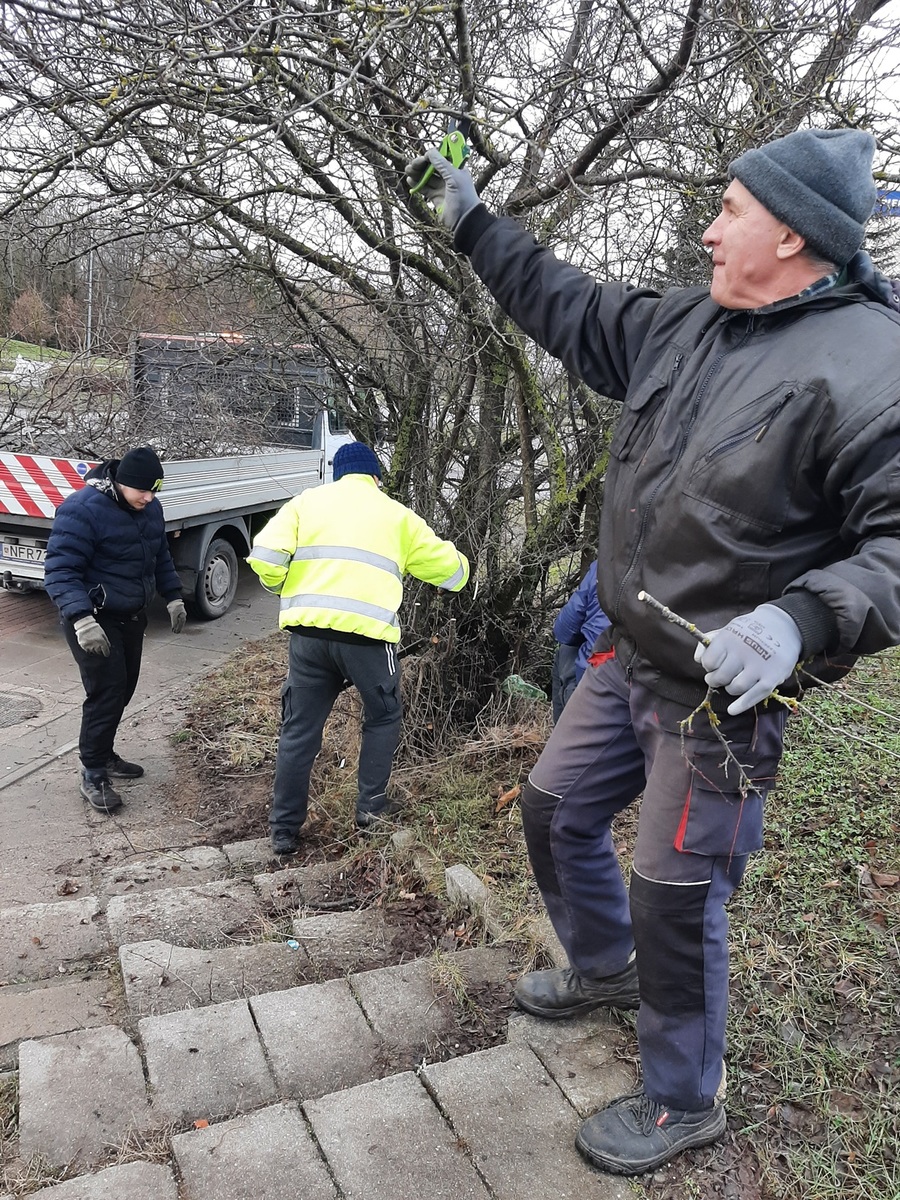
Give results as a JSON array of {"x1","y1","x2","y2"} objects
[
  {"x1": 494, "y1": 784, "x2": 520, "y2": 813},
  {"x1": 871, "y1": 871, "x2": 899, "y2": 888}
]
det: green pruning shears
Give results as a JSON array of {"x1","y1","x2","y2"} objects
[{"x1": 409, "y1": 117, "x2": 471, "y2": 194}]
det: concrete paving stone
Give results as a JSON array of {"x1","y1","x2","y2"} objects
[
  {"x1": 444, "y1": 864, "x2": 506, "y2": 940},
  {"x1": 222, "y1": 837, "x2": 272, "y2": 871},
  {"x1": 350, "y1": 956, "x2": 454, "y2": 1049},
  {"x1": 351, "y1": 946, "x2": 515, "y2": 1051},
  {"x1": 251, "y1": 977, "x2": 384, "y2": 1099},
  {"x1": 140, "y1": 997, "x2": 276, "y2": 1126},
  {"x1": 88, "y1": 818, "x2": 208, "y2": 859},
  {"x1": 423, "y1": 1041, "x2": 631, "y2": 1200},
  {"x1": 291, "y1": 907, "x2": 391, "y2": 974},
  {"x1": 120, "y1": 938, "x2": 313, "y2": 1018},
  {"x1": 12, "y1": 1162, "x2": 178, "y2": 1198},
  {"x1": 96, "y1": 846, "x2": 229, "y2": 898},
  {"x1": 18, "y1": 1025, "x2": 149, "y2": 1167},
  {"x1": 506, "y1": 1011, "x2": 635, "y2": 1116},
  {"x1": 0, "y1": 975, "x2": 116, "y2": 1069},
  {"x1": 0, "y1": 897, "x2": 106, "y2": 984},
  {"x1": 172, "y1": 1102, "x2": 337, "y2": 1199},
  {"x1": 305, "y1": 1070, "x2": 491, "y2": 1200},
  {"x1": 253, "y1": 861, "x2": 348, "y2": 912},
  {"x1": 106, "y1": 880, "x2": 261, "y2": 949}
]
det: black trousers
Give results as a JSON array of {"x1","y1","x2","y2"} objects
[
  {"x1": 271, "y1": 632, "x2": 402, "y2": 836},
  {"x1": 62, "y1": 612, "x2": 147, "y2": 772}
]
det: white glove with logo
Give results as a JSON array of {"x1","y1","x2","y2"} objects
[
  {"x1": 694, "y1": 604, "x2": 802, "y2": 716},
  {"x1": 405, "y1": 149, "x2": 480, "y2": 230},
  {"x1": 167, "y1": 599, "x2": 187, "y2": 634},
  {"x1": 73, "y1": 615, "x2": 111, "y2": 657}
]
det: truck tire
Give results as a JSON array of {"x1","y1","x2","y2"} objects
[{"x1": 191, "y1": 537, "x2": 239, "y2": 620}]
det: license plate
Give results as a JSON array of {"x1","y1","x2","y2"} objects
[{"x1": 1, "y1": 541, "x2": 46, "y2": 563}]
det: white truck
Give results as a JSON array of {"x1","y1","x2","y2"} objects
[
  {"x1": 0, "y1": 424, "x2": 352, "y2": 618},
  {"x1": 1, "y1": 333, "x2": 356, "y2": 616}
]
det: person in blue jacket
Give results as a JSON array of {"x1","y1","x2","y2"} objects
[
  {"x1": 551, "y1": 562, "x2": 611, "y2": 721},
  {"x1": 44, "y1": 446, "x2": 187, "y2": 813}
]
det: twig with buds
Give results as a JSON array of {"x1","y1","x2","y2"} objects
[{"x1": 637, "y1": 590, "x2": 711, "y2": 646}]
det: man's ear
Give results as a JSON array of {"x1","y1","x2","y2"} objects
[{"x1": 776, "y1": 226, "x2": 806, "y2": 260}]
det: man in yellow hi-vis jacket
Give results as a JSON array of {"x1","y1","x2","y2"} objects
[{"x1": 247, "y1": 441, "x2": 469, "y2": 854}]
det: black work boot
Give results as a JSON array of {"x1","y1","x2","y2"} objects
[
  {"x1": 271, "y1": 831, "x2": 301, "y2": 857},
  {"x1": 79, "y1": 770, "x2": 123, "y2": 813},
  {"x1": 514, "y1": 962, "x2": 640, "y2": 1018},
  {"x1": 106, "y1": 753, "x2": 144, "y2": 779},
  {"x1": 575, "y1": 1090, "x2": 726, "y2": 1175},
  {"x1": 355, "y1": 797, "x2": 403, "y2": 830}
]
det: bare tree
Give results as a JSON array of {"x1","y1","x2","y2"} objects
[{"x1": 0, "y1": 0, "x2": 895, "y2": 704}]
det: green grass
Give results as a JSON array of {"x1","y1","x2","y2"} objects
[
  {"x1": 0, "y1": 337, "x2": 70, "y2": 367},
  {"x1": 0, "y1": 337, "x2": 122, "y2": 373},
  {"x1": 723, "y1": 652, "x2": 900, "y2": 1199}
]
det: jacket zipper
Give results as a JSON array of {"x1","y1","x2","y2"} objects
[
  {"x1": 703, "y1": 389, "x2": 796, "y2": 461},
  {"x1": 612, "y1": 319, "x2": 755, "y2": 675}
]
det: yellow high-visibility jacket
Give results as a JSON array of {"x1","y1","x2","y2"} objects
[{"x1": 247, "y1": 474, "x2": 469, "y2": 642}]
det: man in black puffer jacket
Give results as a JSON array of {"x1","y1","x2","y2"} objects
[
  {"x1": 45, "y1": 446, "x2": 187, "y2": 812},
  {"x1": 407, "y1": 129, "x2": 900, "y2": 1175}
]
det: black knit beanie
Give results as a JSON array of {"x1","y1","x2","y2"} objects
[
  {"x1": 729, "y1": 128, "x2": 876, "y2": 267},
  {"x1": 116, "y1": 446, "x2": 164, "y2": 491}
]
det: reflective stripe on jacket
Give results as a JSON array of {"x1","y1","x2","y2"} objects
[{"x1": 247, "y1": 475, "x2": 469, "y2": 642}]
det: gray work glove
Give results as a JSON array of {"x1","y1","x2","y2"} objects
[
  {"x1": 405, "y1": 148, "x2": 480, "y2": 230},
  {"x1": 73, "y1": 614, "x2": 111, "y2": 657},
  {"x1": 167, "y1": 599, "x2": 187, "y2": 634},
  {"x1": 694, "y1": 604, "x2": 802, "y2": 716}
]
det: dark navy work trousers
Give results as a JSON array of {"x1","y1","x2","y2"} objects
[
  {"x1": 521, "y1": 652, "x2": 786, "y2": 1111},
  {"x1": 271, "y1": 632, "x2": 402, "y2": 836}
]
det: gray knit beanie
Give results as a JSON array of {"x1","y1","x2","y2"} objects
[{"x1": 729, "y1": 128, "x2": 876, "y2": 267}]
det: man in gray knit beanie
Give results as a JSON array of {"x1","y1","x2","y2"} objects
[
  {"x1": 405, "y1": 125, "x2": 900, "y2": 1176},
  {"x1": 729, "y1": 128, "x2": 876, "y2": 268}
]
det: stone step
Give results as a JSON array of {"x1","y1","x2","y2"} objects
[
  {"x1": 119, "y1": 937, "x2": 314, "y2": 1018},
  {"x1": 94, "y1": 845, "x2": 229, "y2": 900},
  {"x1": 0, "y1": 974, "x2": 119, "y2": 1071},
  {"x1": 15, "y1": 944, "x2": 517, "y2": 1168},
  {"x1": 11, "y1": 1034, "x2": 633, "y2": 1199},
  {"x1": 0, "y1": 897, "x2": 106, "y2": 985},
  {"x1": 0, "y1": 1161, "x2": 178, "y2": 1199}
]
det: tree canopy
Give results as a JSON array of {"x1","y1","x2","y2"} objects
[{"x1": 0, "y1": 0, "x2": 897, "y2": 699}]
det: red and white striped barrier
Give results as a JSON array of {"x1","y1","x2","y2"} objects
[{"x1": 0, "y1": 453, "x2": 97, "y2": 518}]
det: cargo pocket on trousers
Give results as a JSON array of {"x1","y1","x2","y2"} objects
[
  {"x1": 280, "y1": 682, "x2": 294, "y2": 728},
  {"x1": 675, "y1": 748, "x2": 776, "y2": 858},
  {"x1": 375, "y1": 682, "x2": 402, "y2": 720}
]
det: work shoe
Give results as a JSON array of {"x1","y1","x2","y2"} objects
[
  {"x1": 271, "y1": 833, "x2": 301, "y2": 857},
  {"x1": 514, "y1": 962, "x2": 640, "y2": 1019},
  {"x1": 106, "y1": 753, "x2": 144, "y2": 778},
  {"x1": 575, "y1": 1090, "x2": 726, "y2": 1175},
  {"x1": 79, "y1": 771, "x2": 123, "y2": 813},
  {"x1": 355, "y1": 797, "x2": 403, "y2": 830}
]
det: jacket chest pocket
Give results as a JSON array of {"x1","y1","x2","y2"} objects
[
  {"x1": 609, "y1": 348, "x2": 684, "y2": 467},
  {"x1": 682, "y1": 385, "x2": 812, "y2": 532}
]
